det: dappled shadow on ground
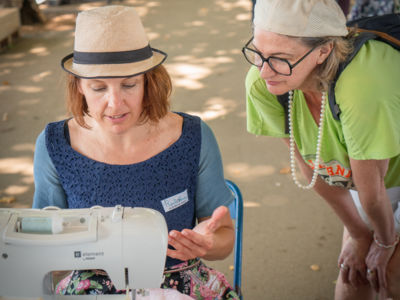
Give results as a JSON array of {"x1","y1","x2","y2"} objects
[
  {"x1": 0, "y1": 0, "x2": 289, "y2": 210},
  {"x1": 0, "y1": 2, "x2": 344, "y2": 299},
  {"x1": 0, "y1": 0, "x2": 292, "y2": 228},
  {"x1": 0, "y1": 0, "x2": 259, "y2": 207}
]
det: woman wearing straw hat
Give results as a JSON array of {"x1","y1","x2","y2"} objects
[
  {"x1": 243, "y1": 0, "x2": 400, "y2": 299},
  {"x1": 32, "y1": 5, "x2": 239, "y2": 299}
]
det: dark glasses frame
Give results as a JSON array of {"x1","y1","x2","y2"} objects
[{"x1": 241, "y1": 37, "x2": 320, "y2": 76}]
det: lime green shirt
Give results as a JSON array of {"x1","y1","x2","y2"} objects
[{"x1": 246, "y1": 40, "x2": 400, "y2": 189}]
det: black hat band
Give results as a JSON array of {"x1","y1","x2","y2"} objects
[{"x1": 73, "y1": 45, "x2": 153, "y2": 65}]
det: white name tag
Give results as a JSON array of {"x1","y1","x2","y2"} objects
[{"x1": 161, "y1": 190, "x2": 189, "y2": 213}]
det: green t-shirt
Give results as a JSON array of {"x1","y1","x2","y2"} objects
[{"x1": 246, "y1": 39, "x2": 400, "y2": 189}]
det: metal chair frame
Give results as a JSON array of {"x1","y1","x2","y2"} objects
[{"x1": 225, "y1": 179, "x2": 243, "y2": 299}]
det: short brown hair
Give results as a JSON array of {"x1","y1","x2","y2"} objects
[
  {"x1": 66, "y1": 65, "x2": 172, "y2": 128},
  {"x1": 296, "y1": 27, "x2": 357, "y2": 92}
]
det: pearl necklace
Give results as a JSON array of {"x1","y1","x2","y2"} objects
[{"x1": 288, "y1": 90, "x2": 326, "y2": 189}]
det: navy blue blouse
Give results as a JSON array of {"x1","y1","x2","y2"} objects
[{"x1": 33, "y1": 113, "x2": 233, "y2": 267}]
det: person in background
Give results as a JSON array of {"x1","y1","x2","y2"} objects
[
  {"x1": 243, "y1": 0, "x2": 400, "y2": 299},
  {"x1": 33, "y1": 5, "x2": 239, "y2": 299},
  {"x1": 348, "y1": 0, "x2": 399, "y2": 21}
]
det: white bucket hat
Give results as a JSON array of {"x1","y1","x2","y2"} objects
[
  {"x1": 254, "y1": 0, "x2": 348, "y2": 37},
  {"x1": 61, "y1": 5, "x2": 167, "y2": 79}
]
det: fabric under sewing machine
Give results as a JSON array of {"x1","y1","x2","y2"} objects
[{"x1": 0, "y1": 205, "x2": 169, "y2": 300}]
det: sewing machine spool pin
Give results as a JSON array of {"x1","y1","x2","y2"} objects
[{"x1": 112, "y1": 205, "x2": 123, "y2": 223}]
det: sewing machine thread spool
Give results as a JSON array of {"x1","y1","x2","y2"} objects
[{"x1": 19, "y1": 215, "x2": 64, "y2": 234}]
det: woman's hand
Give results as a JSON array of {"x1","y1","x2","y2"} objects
[
  {"x1": 338, "y1": 235, "x2": 372, "y2": 287},
  {"x1": 349, "y1": 158, "x2": 396, "y2": 298},
  {"x1": 167, "y1": 206, "x2": 234, "y2": 261},
  {"x1": 365, "y1": 241, "x2": 396, "y2": 298}
]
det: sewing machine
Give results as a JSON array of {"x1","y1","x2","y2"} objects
[{"x1": 0, "y1": 205, "x2": 168, "y2": 300}]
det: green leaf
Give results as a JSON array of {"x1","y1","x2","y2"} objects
[
  {"x1": 90, "y1": 280, "x2": 103, "y2": 289},
  {"x1": 79, "y1": 272, "x2": 94, "y2": 280}
]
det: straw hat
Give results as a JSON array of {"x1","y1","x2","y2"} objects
[
  {"x1": 61, "y1": 5, "x2": 167, "y2": 78},
  {"x1": 254, "y1": 0, "x2": 348, "y2": 37}
]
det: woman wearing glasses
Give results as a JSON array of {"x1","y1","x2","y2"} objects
[{"x1": 243, "y1": 0, "x2": 400, "y2": 299}]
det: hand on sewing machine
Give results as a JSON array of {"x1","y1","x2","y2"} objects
[{"x1": 167, "y1": 205, "x2": 234, "y2": 261}]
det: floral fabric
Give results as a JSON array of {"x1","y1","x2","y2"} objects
[
  {"x1": 55, "y1": 259, "x2": 239, "y2": 300},
  {"x1": 55, "y1": 270, "x2": 122, "y2": 295},
  {"x1": 162, "y1": 259, "x2": 239, "y2": 300}
]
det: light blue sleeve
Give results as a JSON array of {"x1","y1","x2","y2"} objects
[
  {"x1": 195, "y1": 121, "x2": 234, "y2": 218},
  {"x1": 32, "y1": 130, "x2": 68, "y2": 209}
]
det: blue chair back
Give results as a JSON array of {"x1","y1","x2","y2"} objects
[{"x1": 225, "y1": 179, "x2": 243, "y2": 299}]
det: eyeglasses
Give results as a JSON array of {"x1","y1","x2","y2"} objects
[{"x1": 242, "y1": 37, "x2": 319, "y2": 76}]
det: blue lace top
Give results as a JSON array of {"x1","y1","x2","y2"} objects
[{"x1": 33, "y1": 112, "x2": 233, "y2": 267}]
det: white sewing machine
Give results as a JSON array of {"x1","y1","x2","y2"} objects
[{"x1": 0, "y1": 205, "x2": 169, "y2": 300}]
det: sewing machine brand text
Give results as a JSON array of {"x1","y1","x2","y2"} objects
[{"x1": 74, "y1": 251, "x2": 104, "y2": 260}]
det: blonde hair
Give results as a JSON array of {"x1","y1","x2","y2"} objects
[
  {"x1": 66, "y1": 65, "x2": 172, "y2": 128},
  {"x1": 296, "y1": 27, "x2": 357, "y2": 92}
]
